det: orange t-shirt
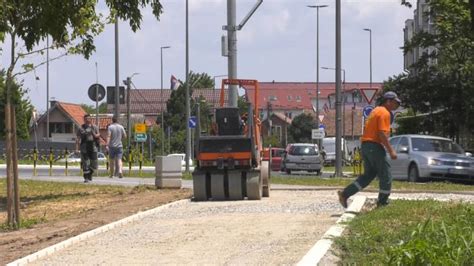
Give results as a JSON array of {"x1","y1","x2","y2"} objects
[{"x1": 361, "y1": 106, "x2": 391, "y2": 144}]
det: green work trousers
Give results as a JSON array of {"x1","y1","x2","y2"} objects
[{"x1": 342, "y1": 141, "x2": 392, "y2": 205}]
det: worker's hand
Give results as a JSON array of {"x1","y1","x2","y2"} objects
[{"x1": 389, "y1": 150, "x2": 397, "y2": 160}]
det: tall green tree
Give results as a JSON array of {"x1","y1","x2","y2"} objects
[
  {"x1": 388, "y1": 0, "x2": 474, "y2": 140},
  {"x1": 288, "y1": 113, "x2": 314, "y2": 143},
  {"x1": 0, "y1": 70, "x2": 33, "y2": 140}
]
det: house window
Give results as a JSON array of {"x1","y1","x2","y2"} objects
[
  {"x1": 296, "y1": 96, "x2": 302, "y2": 102},
  {"x1": 50, "y1": 122, "x2": 74, "y2": 134},
  {"x1": 287, "y1": 95, "x2": 292, "y2": 101},
  {"x1": 269, "y1": 95, "x2": 277, "y2": 101}
]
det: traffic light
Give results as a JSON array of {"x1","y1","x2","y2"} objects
[{"x1": 106, "y1": 86, "x2": 125, "y2": 104}]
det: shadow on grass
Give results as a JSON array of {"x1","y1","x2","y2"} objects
[{"x1": 0, "y1": 191, "x2": 92, "y2": 211}]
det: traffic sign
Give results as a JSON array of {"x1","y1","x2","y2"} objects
[
  {"x1": 312, "y1": 128, "x2": 325, "y2": 139},
  {"x1": 88, "y1": 83, "x2": 106, "y2": 102},
  {"x1": 135, "y1": 133, "x2": 147, "y2": 142},
  {"x1": 363, "y1": 105, "x2": 374, "y2": 119},
  {"x1": 319, "y1": 124, "x2": 325, "y2": 129},
  {"x1": 360, "y1": 88, "x2": 378, "y2": 105},
  {"x1": 189, "y1": 116, "x2": 197, "y2": 128},
  {"x1": 134, "y1": 123, "x2": 147, "y2": 134},
  {"x1": 318, "y1": 115, "x2": 325, "y2": 123}
]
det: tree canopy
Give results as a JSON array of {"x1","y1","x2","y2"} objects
[
  {"x1": 387, "y1": 0, "x2": 473, "y2": 142},
  {"x1": 288, "y1": 113, "x2": 315, "y2": 143}
]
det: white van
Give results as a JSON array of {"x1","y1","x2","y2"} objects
[{"x1": 322, "y1": 137, "x2": 350, "y2": 166}]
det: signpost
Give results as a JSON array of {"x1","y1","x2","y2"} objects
[
  {"x1": 189, "y1": 116, "x2": 197, "y2": 129},
  {"x1": 312, "y1": 128, "x2": 325, "y2": 139},
  {"x1": 360, "y1": 88, "x2": 378, "y2": 105},
  {"x1": 362, "y1": 105, "x2": 374, "y2": 119},
  {"x1": 134, "y1": 123, "x2": 147, "y2": 143}
]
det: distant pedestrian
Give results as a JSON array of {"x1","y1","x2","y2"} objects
[
  {"x1": 106, "y1": 115, "x2": 127, "y2": 178},
  {"x1": 337, "y1": 91, "x2": 401, "y2": 208},
  {"x1": 76, "y1": 114, "x2": 100, "y2": 183}
]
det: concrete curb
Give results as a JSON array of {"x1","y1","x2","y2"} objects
[
  {"x1": 297, "y1": 195, "x2": 367, "y2": 266},
  {"x1": 6, "y1": 199, "x2": 190, "y2": 266}
]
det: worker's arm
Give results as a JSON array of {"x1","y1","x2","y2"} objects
[{"x1": 377, "y1": 131, "x2": 397, "y2": 160}]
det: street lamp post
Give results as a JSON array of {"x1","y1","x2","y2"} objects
[
  {"x1": 307, "y1": 4, "x2": 328, "y2": 149},
  {"x1": 185, "y1": 0, "x2": 191, "y2": 172},
  {"x1": 160, "y1": 45, "x2": 171, "y2": 156},
  {"x1": 363, "y1": 28, "x2": 372, "y2": 90}
]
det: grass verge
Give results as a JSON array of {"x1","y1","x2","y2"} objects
[
  {"x1": 0, "y1": 179, "x2": 152, "y2": 231},
  {"x1": 334, "y1": 200, "x2": 474, "y2": 265},
  {"x1": 271, "y1": 175, "x2": 474, "y2": 192}
]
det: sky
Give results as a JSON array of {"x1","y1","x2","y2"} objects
[{"x1": 1, "y1": 0, "x2": 414, "y2": 113}]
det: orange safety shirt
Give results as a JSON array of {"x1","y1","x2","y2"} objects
[{"x1": 361, "y1": 106, "x2": 391, "y2": 144}]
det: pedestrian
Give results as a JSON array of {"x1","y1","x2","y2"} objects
[
  {"x1": 106, "y1": 115, "x2": 127, "y2": 178},
  {"x1": 76, "y1": 114, "x2": 101, "y2": 183},
  {"x1": 337, "y1": 91, "x2": 401, "y2": 208}
]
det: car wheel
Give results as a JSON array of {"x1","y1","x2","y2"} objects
[
  {"x1": 408, "y1": 164, "x2": 419, "y2": 182},
  {"x1": 286, "y1": 168, "x2": 291, "y2": 175}
]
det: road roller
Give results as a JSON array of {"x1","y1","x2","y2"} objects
[{"x1": 192, "y1": 79, "x2": 270, "y2": 200}]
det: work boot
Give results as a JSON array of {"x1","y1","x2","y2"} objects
[{"x1": 337, "y1": 190, "x2": 348, "y2": 208}]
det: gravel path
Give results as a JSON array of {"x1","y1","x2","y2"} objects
[
  {"x1": 31, "y1": 190, "x2": 343, "y2": 265},
  {"x1": 25, "y1": 189, "x2": 474, "y2": 265}
]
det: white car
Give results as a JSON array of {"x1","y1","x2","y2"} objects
[
  {"x1": 167, "y1": 153, "x2": 193, "y2": 167},
  {"x1": 57, "y1": 152, "x2": 107, "y2": 164}
]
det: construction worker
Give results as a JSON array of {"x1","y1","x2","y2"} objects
[
  {"x1": 338, "y1": 91, "x2": 401, "y2": 208},
  {"x1": 76, "y1": 114, "x2": 100, "y2": 183}
]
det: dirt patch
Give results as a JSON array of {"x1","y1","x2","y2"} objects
[{"x1": 0, "y1": 188, "x2": 192, "y2": 264}]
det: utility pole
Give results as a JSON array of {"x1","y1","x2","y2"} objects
[
  {"x1": 335, "y1": 0, "x2": 343, "y2": 177},
  {"x1": 185, "y1": 0, "x2": 191, "y2": 172},
  {"x1": 114, "y1": 16, "x2": 120, "y2": 119},
  {"x1": 307, "y1": 4, "x2": 328, "y2": 150},
  {"x1": 126, "y1": 77, "x2": 131, "y2": 160},
  {"x1": 227, "y1": 0, "x2": 238, "y2": 107},
  {"x1": 46, "y1": 36, "x2": 50, "y2": 140},
  {"x1": 224, "y1": 0, "x2": 263, "y2": 107},
  {"x1": 160, "y1": 45, "x2": 171, "y2": 156}
]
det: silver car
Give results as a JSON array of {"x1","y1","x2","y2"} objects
[
  {"x1": 388, "y1": 135, "x2": 474, "y2": 182},
  {"x1": 281, "y1": 143, "x2": 323, "y2": 175}
]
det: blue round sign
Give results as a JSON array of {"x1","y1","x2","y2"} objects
[
  {"x1": 319, "y1": 124, "x2": 325, "y2": 129},
  {"x1": 363, "y1": 105, "x2": 374, "y2": 119}
]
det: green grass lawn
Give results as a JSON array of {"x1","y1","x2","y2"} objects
[{"x1": 334, "y1": 200, "x2": 474, "y2": 265}]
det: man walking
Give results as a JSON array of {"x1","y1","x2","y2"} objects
[
  {"x1": 76, "y1": 114, "x2": 100, "y2": 183},
  {"x1": 338, "y1": 91, "x2": 401, "y2": 208},
  {"x1": 106, "y1": 116, "x2": 127, "y2": 178}
]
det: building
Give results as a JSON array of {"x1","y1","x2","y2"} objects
[
  {"x1": 403, "y1": 0, "x2": 437, "y2": 70},
  {"x1": 244, "y1": 81, "x2": 383, "y2": 146},
  {"x1": 106, "y1": 88, "x2": 229, "y2": 121},
  {"x1": 32, "y1": 101, "x2": 113, "y2": 145}
]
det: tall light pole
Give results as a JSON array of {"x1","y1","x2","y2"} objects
[
  {"x1": 335, "y1": 0, "x2": 342, "y2": 177},
  {"x1": 46, "y1": 36, "x2": 50, "y2": 141},
  {"x1": 185, "y1": 0, "x2": 191, "y2": 172},
  {"x1": 307, "y1": 4, "x2": 328, "y2": 150},
  {"x1": 160, "y1": 45, "x2": 171, "y2": 156},
  {"x1": 114, "y1": 16, "x2": 120, "y2": 119},
  {"x1": 363, "y1": 28, "x2": 372, "y2": 90}
]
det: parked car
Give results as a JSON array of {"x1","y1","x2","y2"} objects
[
  {"x1": 262, "y1": 147, "x2": 285, "y2": 171},
  {"x1": 167, "y1": 153, "x2": 194, "y2": 167},
  {"x1": 388, "y1": 134, "x2": 474, "y2": 182},
  {"x1": 321, "y1": 137, "x2": 351, "y2": 166},
  {"x1": 281, "y1": 143, "x2": 323, "y2": 175},
  {"x1": 56, "y1": 151, "x2": 107, "y2": 164}
]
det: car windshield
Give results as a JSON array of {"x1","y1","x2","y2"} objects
[
  {"x1": 411, "y1": 138, "x2": 463, "y2": 154},
  {"x1": 290, "y1": 145, "x2": 318, "y2": 156}
]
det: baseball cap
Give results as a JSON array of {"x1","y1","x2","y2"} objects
[{"x1": 383, "y1": 91, "x2": 401, "y2": 104}]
